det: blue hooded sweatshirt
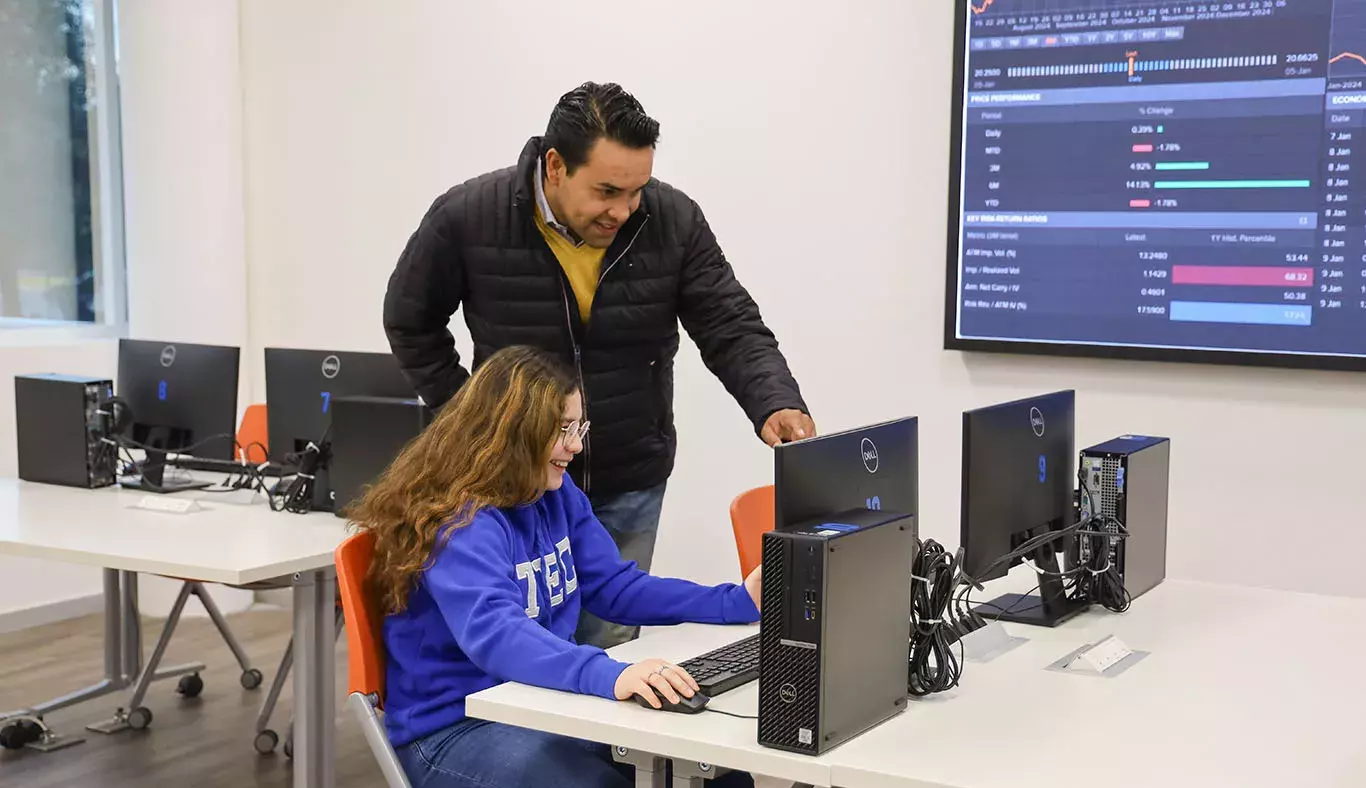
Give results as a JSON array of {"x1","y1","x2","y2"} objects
[{"x1": 382, "y1": 475, "x2": 760, "y2": 747}]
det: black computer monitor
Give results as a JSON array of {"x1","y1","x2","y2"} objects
[
  {"x1": 961, "y1": 389, "x2": 1086, "y2": 627},
  {"x1": 117, "y1": 338, "x2": 240, "y2": 492},
  {"x1": 775, "y1": 417, "x2": 918, "y2": 530},
  {"x1": 264, "y1": 347, "x2": 415, "y2": 508}
]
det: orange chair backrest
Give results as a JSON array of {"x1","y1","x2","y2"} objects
[
  {"x1": 336, "y1": 530, "x2": 387, "y2": 705},
  {"x1": 730, "y1": 485, "x2": 775, "y2": 578},
  {"x1": 237, "y1": 403, "x2": 269, "y2": 464}
]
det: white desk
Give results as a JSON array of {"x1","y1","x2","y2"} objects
[
  {"x1": 468, "y1": 580, "x2": 1366, "y2": 788},
  {"x1": 0, "y1": 478, "x2": 349, "y2": 788},
  {"x1": 467, "y1": 623, "x2": 836, "y2": 787},
  {"x1": 827, "y1": 580, "x2": 1366, "y2": 788}
]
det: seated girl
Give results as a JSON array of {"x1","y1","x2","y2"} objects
[{"x1": 349, "y1": 345, "x2": 761, "y2": 788}]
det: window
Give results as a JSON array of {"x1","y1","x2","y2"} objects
[{"x1": 0, "y1": 0, "x2": 124, "y2": 329}]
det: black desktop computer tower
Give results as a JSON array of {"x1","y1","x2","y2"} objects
[
  {"x1": 1075, "y1": 435, "x2": 1170, "y2": 600},
  {"x1": 328, "y1": 395, "x2": 432, "y2": 516},
  {"x1": 15, "y1": 374, "x2": 117, "y2": 489},
  {"x1": 757, "y1": 509, "x2": 914, "y2": 755}
]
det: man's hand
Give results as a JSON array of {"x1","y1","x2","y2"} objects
[
  {"x1": 761, "y1": 409, "x2": 816, "y2": 447},
  {"x1": 614, "y1": 659, "x2": 698, "y2": 708},
  {"x1": 744, "y1": 564, "x2": 763, "y2": 612}
]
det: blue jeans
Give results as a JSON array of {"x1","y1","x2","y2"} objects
[
  {"x1": 574, "y1": 482, "x2": 668, "y2": 650},
  {"x1": 398, "y1": 718, "x2": 754, "y2": 788}
]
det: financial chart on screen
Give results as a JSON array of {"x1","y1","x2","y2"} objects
[{"x1": 947, "y1": 0, "x2": 1366, "y2": 370}]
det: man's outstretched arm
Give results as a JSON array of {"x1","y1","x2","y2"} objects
[
  {"x1": 676, "y1": 199, "x2": 814, "y2": 445},
  {"x1": 383, "y1": 194, "x2": 470, "y2": 410}
]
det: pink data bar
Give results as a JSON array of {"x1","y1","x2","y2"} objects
[{"x1": 1170, "y1": 266, "x2": 1315, "y2": 287}]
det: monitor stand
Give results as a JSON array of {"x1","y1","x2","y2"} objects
[
  {"x1": 119, "y1": 449, "x2": 212, "y2": 495},
  {"x1": 974, "y1": 542, "x2": 1090, "y2": 628}
]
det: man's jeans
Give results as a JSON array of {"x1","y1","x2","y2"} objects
[{"x1": 574, "y1": 481, "x2": 668, "y2": 650}]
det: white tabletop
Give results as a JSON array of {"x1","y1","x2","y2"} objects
[
  {"x1": 467, "y1": 622, "x2": 836, "y2": 787},
  {"x1": 468, "y1": 580, "x2": 1366, "y2": 788},
  {"x1": 0, "y1": 478, "x2": 349, "y2": 585},
  {"x1": 828, "y1": 579, "x2": 1366, "y2": 788}
]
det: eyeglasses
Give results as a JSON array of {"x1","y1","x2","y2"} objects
[{"x1": 560, "y1": 420, "x2": 591, "y2": 444}]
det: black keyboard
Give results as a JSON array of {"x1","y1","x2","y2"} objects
[{"x1": 678, "y1": 633, "x2": 760, "y2": 698}]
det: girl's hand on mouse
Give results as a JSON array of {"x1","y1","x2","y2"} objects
[
  {"x1": 744, "y1": 564, "x2": 762, "y2": 612},
  {"x1": 614, "y1": 659, "x2": 698, "y2": 707}
]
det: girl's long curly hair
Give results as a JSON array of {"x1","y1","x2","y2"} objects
[{"x1": 345, "y1": 345, "x2": 578, "y2": 614}]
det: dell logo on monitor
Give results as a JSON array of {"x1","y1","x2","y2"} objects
[
  {"x1": 860, "y1": 438, "x2": 879, "y2": 473},
  {"x1": 1029, "y1": 406, "x2": 1045, "y2": 437},
  {"x1": 159, "y1": 345, "x2": 177, "y2": 368},
  {"x1": 321, "y1": 354, "x2": 342, "y2": 379}
]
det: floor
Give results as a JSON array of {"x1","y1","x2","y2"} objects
[
  {"x1": 0, "y1": 608, "x2": 790, "y2": 787},
  {"x1": 0, "y1": 607, "x2": 383, "y2": 787}
]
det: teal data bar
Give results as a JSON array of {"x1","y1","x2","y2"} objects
[
  {"x1": 1153, "y1": 179, "x2": 1312, "y2": 189},
  {"x1": 1154, "y1": 162, "x2": 1210, "y2": 171}
]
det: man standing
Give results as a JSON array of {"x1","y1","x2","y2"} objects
[{"x1": 383, "y1": 82, "x2": 813, "y2": 648}]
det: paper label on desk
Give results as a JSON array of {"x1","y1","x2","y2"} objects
[{"x1": 130, "y1": 495, "x2": 202, "y2": 514}]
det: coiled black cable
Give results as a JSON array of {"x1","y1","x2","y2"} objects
[{"x1": 908, "y1": 539, "x2": 963, "y2": 697}]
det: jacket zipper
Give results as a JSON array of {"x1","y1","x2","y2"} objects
[
  {"x1": 555, "y1": 216, "x2": 649, "y2": 495},
  {"x1": 596, "y1": 215, "x2": 649, "y2": 291},
  {"x1": 558, "y1": 281, "x2": 591, "y2": 492}
]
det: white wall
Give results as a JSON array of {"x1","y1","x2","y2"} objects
[
  {"x1": 237, "y1": 0, "x2": 1366, "y2": 598},
  {"x1": 1, "y1": 0, "x2": 256, "y2": 625},
  {"x1": 121, "y1": 0, "x2": 250, "y2": 361},
  {"x1": 0, "y1": 340, "x2": 114, "y2": 620},
  {"x1": 117, "y1": 0, "x2": 254, "y2": 615}
]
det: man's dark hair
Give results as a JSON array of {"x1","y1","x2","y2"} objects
[{"x1": 544, "y1": 82, "x2": 660, "y2": 173}]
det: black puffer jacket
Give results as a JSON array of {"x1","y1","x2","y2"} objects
[{"x1": 383, "y1": 137, "x2": 807, "y2": 496}]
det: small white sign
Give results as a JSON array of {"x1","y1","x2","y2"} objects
[
  {"x1": 132, "y1": 495, "x2": 202, "y2": 514},
  {"x1": 798, "y1": 728, "x2": 813, "y2": 745}
]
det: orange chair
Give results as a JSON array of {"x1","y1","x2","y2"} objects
[
  {"x1": 336, "y1": 531, "x2": 411, "y2": 787},
  {"x1": 730, "y1": 485, "x2": 775, "y2": 577},
  {"x1": 236, "y1": 403, "x2": 269, "y2": 463}
]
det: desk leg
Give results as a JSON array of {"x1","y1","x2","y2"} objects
[
  {"x1": 88, "y1": 572, "x2": 206, "y2": 735},
  {"x1": 87, "y1": 571, "x2": 143, "y2": 734},
  {"x1": 1, "y1": 568, "x2": 125, "y2": 718},
  {"x1": 121, "y1": 571, "x2": 140, "y2": 682},
  {"x1": 611, "y1": 746, "x2": 668, "y2": 788},
  {"x1": 670, "y1": 760, "x2": 734, "y2": 788},
  {"x1": 0, "y1": 569, "x2": 130, "y2": 751},
  {"x1": 292, "y1": 568, "x2": 337, "y2": 788}
]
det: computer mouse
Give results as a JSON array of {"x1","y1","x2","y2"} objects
[{"x1": 634, "y1": 691, "x2": 709, "y2": 714}]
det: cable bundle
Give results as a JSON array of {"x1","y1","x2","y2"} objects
[
  {"x1": 945, "y1": 517, "x2": 1095, "y2": 637},
  {"x1": 908, "y1": 539, "x2": 963, "y2": 696},
  {"x1": 97, "y1": 397, "x2": 324, "y2": 513},
  {"x1": 108, "y1": 432, "x2": 238, "y2": 493},
  {"x1": 1073, "y1": 476, "x2": 1132, "y2": 613},
  {"x1": 267, "y1": 440, "x2": 330, "y2": 514}
]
